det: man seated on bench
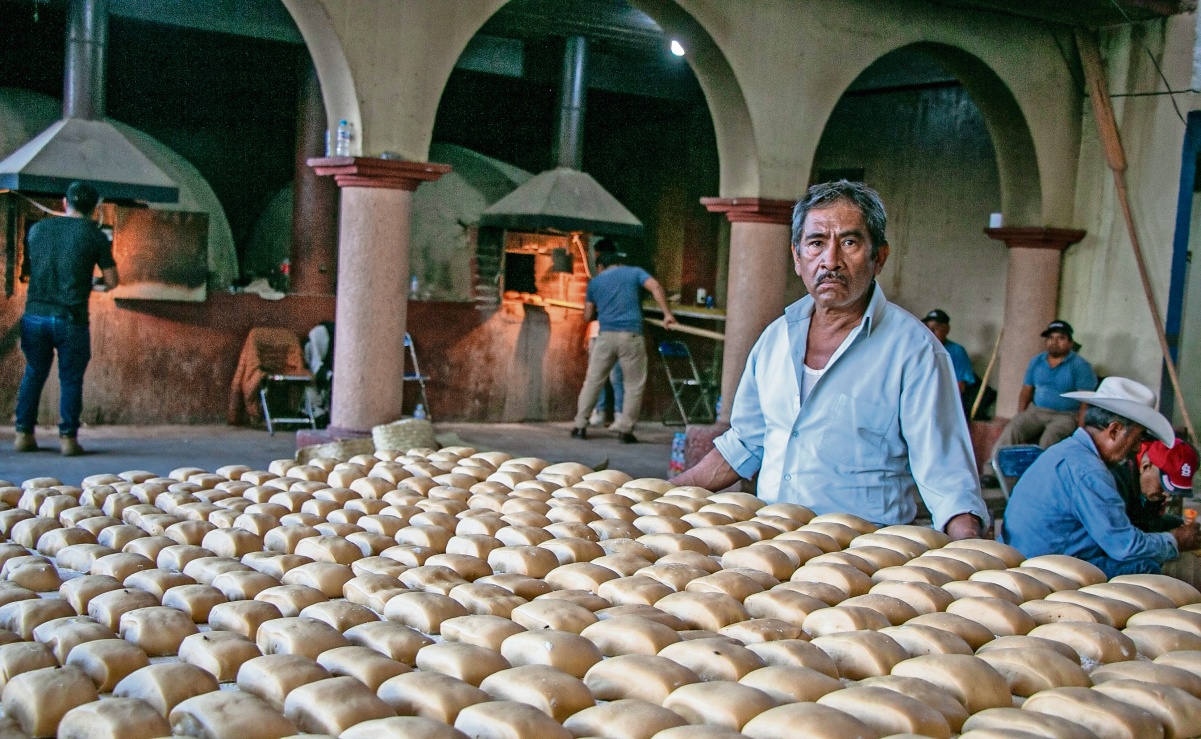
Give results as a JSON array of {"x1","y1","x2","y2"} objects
[{"x1": 1000, "y1": 377, "x2": 1201, "y2": 585}]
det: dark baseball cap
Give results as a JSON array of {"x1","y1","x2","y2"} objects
[
  {"x1": 922, "y1": 309, "x2": 950, "y2": 324},
  {"x1": 1041, "y1": 320, "x2": 1074, "y2": 338}
]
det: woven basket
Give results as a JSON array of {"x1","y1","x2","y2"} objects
[
  {"x1": 373, "y1": 418, "x2": 438, "y2": 453},
  {"x1": 295, "y1": 436, "x2": 376, "y2": 464}
]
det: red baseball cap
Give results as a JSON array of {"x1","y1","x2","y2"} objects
[{"x1": 1144, "y1": 438, "x2": 1199, "y2": 492}]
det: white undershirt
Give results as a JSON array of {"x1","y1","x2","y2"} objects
[{"x1": 800, "y1": 363, "x2": 826, "y2": 406}]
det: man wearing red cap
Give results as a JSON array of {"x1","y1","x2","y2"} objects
[{"x1": 1115, "y1": 437, "x2": 1199, "y2": 534}]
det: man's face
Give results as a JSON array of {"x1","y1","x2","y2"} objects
[
  {"x1": 925, "y1": 320, "x2": 950, "y2": 344},
  {"x1": 1138, "y1": 454, "x2": 1167, "y2": 501},
  {"x1": 1045, "y1": 332, "x2": 1073, "y2": 357},
  {"x1": 794, "y1": 200, "x2": 889, "y2": 312},
  {"x1": 1096, "y1": 421, "x2": 1147, "y2": 465}
]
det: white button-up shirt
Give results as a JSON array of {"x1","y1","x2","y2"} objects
[{"x1": 714, "y1": 284, "x2": 988, "y2": 530}]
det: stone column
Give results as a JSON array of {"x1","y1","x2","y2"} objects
[
  {"x1": 291, "y1": 63, "x2": 338, "y2": 295},
  {"x1": 985, "y1": 227, "x2": 1086, "y2": 419},
  {"x1": 309, "y1": 157, "x2": 451, "y2": 435},
  {"x1": 701, "y1": 197, "x2": 794, "y2": 422}
]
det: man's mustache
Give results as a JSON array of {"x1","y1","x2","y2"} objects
[{"x1": 816, "y1": 271, "x2": 848, "y2": 286}]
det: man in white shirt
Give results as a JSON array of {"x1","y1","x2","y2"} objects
[{"x1": 671, "y1": 180, "x2": 988, "y2": 540}]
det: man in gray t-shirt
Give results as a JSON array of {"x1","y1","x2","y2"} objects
[{"x1": 571, "y1": 246, "x2": 676, "y2": 443}]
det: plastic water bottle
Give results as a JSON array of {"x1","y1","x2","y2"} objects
[
  {"x1": 409, "y1": 275, "x2": 419, "y2": 300},
  {"x1": 413, "y1": 404, "x2": 427, "y2": 420},
  {"x1": 335, "y1": 120, "x2": 353, "y2": 156}
]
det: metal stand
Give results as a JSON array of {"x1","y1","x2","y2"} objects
[
  {"x1": 658, "y1": 340, "x2": 715, "y2": 426},
  {"x1": 403, "y1": 333, "x2": 432, "y2": 420},
  {"x1": 259, "y1": 374, "x2": 316, "y2": 435}
]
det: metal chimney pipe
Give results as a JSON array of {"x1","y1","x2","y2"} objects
[
  {"x1": 64, "y1": 0, "x2": 108, "y2": 120},
  {"x1": 555, "y1": 36, "x2": 588, "y2": 170}
]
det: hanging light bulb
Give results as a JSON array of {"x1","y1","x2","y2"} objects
[{"x1": 670, "y1": 39, "x2": 686, "y2": 57}]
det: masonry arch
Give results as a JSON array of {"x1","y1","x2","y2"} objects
[
  {"x1": 280, "y1": 0, "x2": 362, "y2": 154},
  {"x1": 808, "y1": 42, "x2": 1035, "y2": 373}
]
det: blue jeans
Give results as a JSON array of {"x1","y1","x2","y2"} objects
[
  {"x1": 593, "y1": 355, "x2": 624, "y2": 414},
  {"x1": 15, "y1": 314, "x2": 91, "y2": 437}
]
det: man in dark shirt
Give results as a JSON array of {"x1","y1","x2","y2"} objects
[
  {"x1": 1114, "y1": 437, "x2": 1198, "y2": 533},
  {"x1": 15, "y1": 182, "x2": 118, "y2": 456}
]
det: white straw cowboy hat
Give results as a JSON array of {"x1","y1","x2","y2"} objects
[{"x1": 1062, "y1": 377, "x2": 1176, "y2": 447}]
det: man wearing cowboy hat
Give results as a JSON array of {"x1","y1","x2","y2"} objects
[
  {"x1": 1000, "y1": 377, "x2": 1201, "y2": 581},
  {"x1": 993, "y1": 320, "x2": 1097, "y2": 454}
]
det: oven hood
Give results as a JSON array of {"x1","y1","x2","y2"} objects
[
  {"x1": 479, "y1": 166, "x2": 642, "y2": 238},
  {"x1": 0, "y1": 0, "x2": 178, "y2": 203},
  {"x1": 0, "y1": 118, "x2": 178, "y2": 203}
]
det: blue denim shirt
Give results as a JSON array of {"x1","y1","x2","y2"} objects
[
  {"x1": 1000, "y1": 427, "x2": 1178, "y2": 577},
  {"x1": 714, "y1": 284, "x2": 988, "y2": 531}
]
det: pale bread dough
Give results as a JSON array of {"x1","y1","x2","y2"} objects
[
  {"x1": 1022, "y1": 686, "x2": 1164, "y2": 739},
  {"x1": 0, "y1": 643, "x2": 59, "y2": 689},
  {"x1": 453, "y1": 700, "x2": 571, "y2": 739},
  {"x1": 510, "y1": 599, "x2": 598, "y2": 633},
  {"x1": 738, "y1": 664, "x2": 841, "y2": 703},
  {"x1": 879, "y1": 624, "x2": 974, "y2": 657},
  {"x1": 177, "y1": 631, "x2": 260, "y2": 682},
  {"x1": 315, "y1": 645, "x2": 410, "y2": 691},
  {"x1": 283, "y1": 676, "x2": 395, "y2": 734},
  {"x1": 658, "y1": 637, "x2": 766, "y2": 681},
  {"x1": 946, "y1": 596, "x2": 1037, "y2": 636},
  {"x1": 662, "y1": 681, "x2": 777, "y2": 730},
  {"x1": 255, "y1": 616, "x2": 350, "y2": 660},
  {"x1": 57, "y1": 696, "x2": 172, "y2": 739},
  {"x1": 236, "y1": 654, "x2": 330, "y2": 710},
  {"x1": 479, "y1": 664, "x2": 594, "y2": 722},
  {"x1": 207, "y1": 600, "x2": 283, "y2": 640},
  {"x1": 891, "y1": 654, "x2": 1012, "y2": 714},
  {"x1": 977, "y1": 647, "x2": 1092, "y2": 695},
  {"x1": 344, "y1": 621, "x2": 433, "y2": 664},
  {"x1": 65, "y1": 638, "x2": 149, "y2": 691},
  {"x1": 811, "y1": 631, "x2": 909, "y2": 679},
  {"x1": 745, "y1": 639, "x2": 839, "y2": 677},
  {"x1": 818, "y1": 685, "x2": 951, "y2": 739},
  {"x1": 168, "y1": 690, "x2": 297, "y2": 739},
  {"x1": 415, "y1": 642, "x2": 512, "y2": 686},
  {"x1": 499, "y1": 629, "x2": 602, "y2": 678},
  {"x1": 565, "y1": 699, "x2": 687, "y2": 738},
  {"x1": 1027, "y1": 621, "x2": 1138, "y2": 664},
  {"x1": 114, "y1": 662, "x2": 220, "y2": 715},
  {"x1": 341, "y1": 716, "x2": 469, "y2": 739},
  {"x1": 655, "y1": 591, "x2": 750, "y2": 631},
  {"x1": 860, "y1": 674, "x2": 970, "y2": 732},
  {"x1": 962, "y1": 707, "x2": 1099, "y2": 739}
]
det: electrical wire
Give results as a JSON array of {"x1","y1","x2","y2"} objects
[{"x1": 1106, "y1": 0, "x2": 1187, "y2": 124}]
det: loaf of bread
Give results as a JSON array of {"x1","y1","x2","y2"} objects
[
  {"x1": 583, "y1": 653, "x2": 699, "y2": 704},
  {"x1": 1022, "y1": 686, "x2": 1163, "y2": 739},
  {"x1": 479, "y1": 665, "x2": 594, "y2": 722},
  {"x1": 662, "y1": 680, "x2": 777, "y2": 730}
]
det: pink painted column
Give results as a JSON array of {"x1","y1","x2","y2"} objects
[
  {"x1": 309, "y1": 157, "x2": 451, "y2": 434},
  {"x1": 986, "y1": 227, "x2": 1086, "y2": 420},
  {"x1": 701, "y1": 197, "x2": 795, "y2": 423}
]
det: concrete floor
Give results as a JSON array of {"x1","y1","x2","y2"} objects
[{"x1": 0, "y1": 421, "x2": 678, "y2": 486}]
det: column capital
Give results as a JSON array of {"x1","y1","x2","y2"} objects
[
  {"x1": 984, "y1": 226, "x2": 1086, "y2": 251},
  {"x1": 308, "y1": 156, "x2": 452, "y2": 191},
  {"x1": 701, "y1": 197, "x2": 794, "y2": 225}
]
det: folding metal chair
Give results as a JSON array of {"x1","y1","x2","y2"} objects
[
  {"x1": 658, "y1": 340, "x2": 715, "y2": 426},
  {"x1": 403, "y1": 332, "x2": 432, "y2": 420},
  {"x1": 259, "y1": 373, "x2": 316, "y2": 435},
  {"x1": 992, "y1": 444, "x2": 1044, "y2": 500}
]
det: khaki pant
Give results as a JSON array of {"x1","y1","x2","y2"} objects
[
  {"x1": 995, "y1": 405, "x2": 1078, "y2": 453},
  {"x1": 574, "y1": 331, "x2": 647, "y2": 434}
]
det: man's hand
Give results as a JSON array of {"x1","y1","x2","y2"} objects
[
  {"x1": 1172, "y1": 522, "x2": 1201, "y2": 552},
  {"x1": 944, "y1": 513, "x2": 983, "y2": 540},
  {"x1": 670, "y1": 448, "x2": 741, "y2": 491},
  {"x1": 662, "y1": 312, "x2": 678, "y2": 330}
]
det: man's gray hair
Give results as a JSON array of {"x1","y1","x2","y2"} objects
[
  {"x1": 1083, "y1": 405, "x2": 1135, "y2": 431},
  {"x1": 791, "y1": 180, "x2": 888, "y2": 258}
]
